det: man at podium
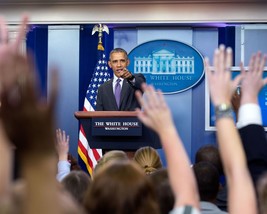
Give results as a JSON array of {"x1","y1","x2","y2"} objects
[{"x1": 96, "y1": 48, "x2": 146, "y2": 111}]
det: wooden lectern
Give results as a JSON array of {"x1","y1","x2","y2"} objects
[{"x1": 74, "y1": 111, "x2": 161, "y2": 151}]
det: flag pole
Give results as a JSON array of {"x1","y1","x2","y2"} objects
[{"x1": 78, "y1": 24, "x2": 111, "y2": 176}]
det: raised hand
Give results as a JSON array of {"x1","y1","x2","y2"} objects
[
  {"x1": 0, "y1": 15, "x2": 28, "y2": 103},
  {"x1": 0, "y1": 14, "x2": 29, "y2": 204},
  {"x1": 56, "y1": 129, "x2": 70, "y2": 161},
  {"x1": 205, "y1": 45, "x2": 257, "y2": 214},
  {"x1": 135, "y1": 83, "x2": 200, "y2": 210},
  {"x1": 0, "y1": 15, "x2": 58, "y2": 157},
  {"x1": 0, "y1": 15, "x2": 28, "y2": 53},
  {"x1": 135, "y1": 84, "x2": 174, "y2": 135},
  {"x1": 205, "y1": 45, "x2": 242, "y2": 106},
  {"x1": 240, "y1": 52, "x2": 267, "y2": 105}
]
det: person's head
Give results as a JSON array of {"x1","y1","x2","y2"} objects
[
  {"x1": 148, "y1": 168, "x2": 174, "y2": 214},
  {"x1": 61, "y1": 170, "x2": 91, "y2": 204},
  {"x1": 84, "y1": 161, "x2": 159, "y2": 214},
  {"x1": 108, "y1": 48, "x2": 130, "y2": 78},
  {"x1": 93, "y1": 150, "x2": 129, "y2": 175},
  {"x1": 257, "y1": 172, "x2": 267, "y2": 214},
  {"x1": 195, "y1": 144, "x2": 223, "y2": 176},
  {"x1": 67, "y1": 153, "x2": 82, "y2": 171},
  {"x1": 193, "y1": 161, "x2": 220, "y2": 202},
  {"x1": 133, "y1": 146, "x2": 163, "y2": 175}
]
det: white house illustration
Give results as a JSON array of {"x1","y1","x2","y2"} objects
[{"x1": 134, "y1": 49, "x2": 194, "y2": 74}]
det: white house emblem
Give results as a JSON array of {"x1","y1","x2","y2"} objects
[{"x1": 128, "y1": 40, "x2": 204, "y2": 94}]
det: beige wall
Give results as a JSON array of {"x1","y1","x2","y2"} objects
[{"x1": 1, "y1": 2, "x2": 267, "y2": 24}]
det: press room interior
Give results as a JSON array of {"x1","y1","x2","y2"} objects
[{"x1": 1, "y1": 0, "x2": 267, "y2": 165}]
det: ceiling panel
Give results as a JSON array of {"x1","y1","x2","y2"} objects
[{"x1": 0, "y1": 0, "x2": 265, "y2": 4}]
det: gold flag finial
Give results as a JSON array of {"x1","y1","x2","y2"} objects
[{"x1": 92, "y1": 24, "x2": 109, "y2": 51}]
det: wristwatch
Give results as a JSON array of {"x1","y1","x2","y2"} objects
[{"x1": 215, "y1": 103, "x2": 234, "y2": 120}]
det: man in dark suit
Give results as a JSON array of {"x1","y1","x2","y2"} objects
[
  {"x1": 96, "y1": 48, "x2": 146, "y2": 111},
  {"x1": 232, "y1": 87, "x2": 267, "y2": 188}
]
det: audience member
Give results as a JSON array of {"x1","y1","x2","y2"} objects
[
  {"x1": 61, "y1": 170, "x2": 91, "y2": 205},
  {"x1": 193, "y1": 162, "x2": 227, "y2": 214},
  {"x1": 135, "y1": 84, "x2": 200, "y2": 214},
  {"x1": 0, "y1": 15, "x2": 84, "y2": 214},
  {"x1": 133, "y1": 146, "x2": 163, "y2": 175},
  {"x1": 149, "y1": 168, "x2": 175, "y2": 214},
  {"x1": 234, "y1": 58, "x2": 267, "y2": 187},
  {"x1": 195, "y1": 144, "x2": 227, "y2": 211},
  {"x1": 205, "y1": 44, "x2": 266, "y2": 213},
  {"x1": 195, "y1": 144, "x2": 223, "y2": 176},
  {"x1": 234, "y1": 52, "x2": 267, "y2": 213},
  {"x1": 84, "y1": 161, "x2": 159, "y2": 214},
  {"x1": 56, "y1": 128, "x2": 71, "y2": 181},
  {"x1": 56, "y1": 129, "x2": 82, "y2": 181},
  {"x1": 93, "y1": 150, "x2": 129, "y2": 176}
]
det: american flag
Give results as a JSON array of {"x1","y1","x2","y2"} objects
[{"x1": 78, "y1": 49, "x2": 111, "y2": 176}]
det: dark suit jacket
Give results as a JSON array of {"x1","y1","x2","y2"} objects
[
  {"x1": 96, "y1": 73, "x2": 146, "y2": 111},
  {"x1": 216, "y1": 124, "x2": 267, "y2": 212},
  {"x1": 239, "y1": 124, "x2": 267, "y2": 186}
]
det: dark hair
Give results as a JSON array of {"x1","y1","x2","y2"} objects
[
  {"x1": 193, "y1": 161, "x2": 220, "y2": 201},
  {"x1": 149, "y1": 168, "x2": 174, "y2": 214},
  {"x1": 61, "y1": 170, "x2": 91, "y2": 204},
  {"x1": 109, "y1": 48, "x2": 128, "y2": 60},
  {"x1": 195, "y1": 144, "x2": 223, "y2": 175},
  {"x1": 68, "y1": 153, "x2": 82, "y2": 171},
  {"x1": 84, "y1": 161, "x2": 159, "y2": 214}
]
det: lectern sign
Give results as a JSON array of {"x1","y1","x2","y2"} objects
[{"x1": 92, "y1": 118, "x2": 142, "y2": 136}]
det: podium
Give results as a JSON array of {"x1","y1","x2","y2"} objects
[{"x1": 75, "y1": 111, "x2": 161, "y2": 150}]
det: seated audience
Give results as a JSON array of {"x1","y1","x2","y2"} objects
[
  {"x1": 193, "y1": 162, "x2": 227, "y2": 214},
  {"x1": 133, "y1": 146, "x2": 163, "y2": 175}
]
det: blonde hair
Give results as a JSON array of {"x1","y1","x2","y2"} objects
[
  {"x1": 94, "y1": 150, "x2": 128, "y2": 176},
  {"x1": 133, "y1": 146, "x2": 163, "y2": 175}
]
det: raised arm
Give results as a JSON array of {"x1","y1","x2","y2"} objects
[
  {"x1": 205, "y1": 45, "x2": 258, "y2": 214},
  {"x1": 56, "y1": 129, "x2": 70, "y2": 161},
  {"x1": 0, "y1": 15, "x2": 69, "y2": 214},
  {"x1": 135, "y1": 84, "x2": 200, "y2": 212},
  {"x1": 0, "y1": 14, "x2": 28, "y2": 208},
  {"x1": 56, "y1": 129, "x2": 71, "y2": 181}
]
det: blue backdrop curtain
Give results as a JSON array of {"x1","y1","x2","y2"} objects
[{"x1": 26, "y1": 25, "x2": 48, "y2": 97}]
